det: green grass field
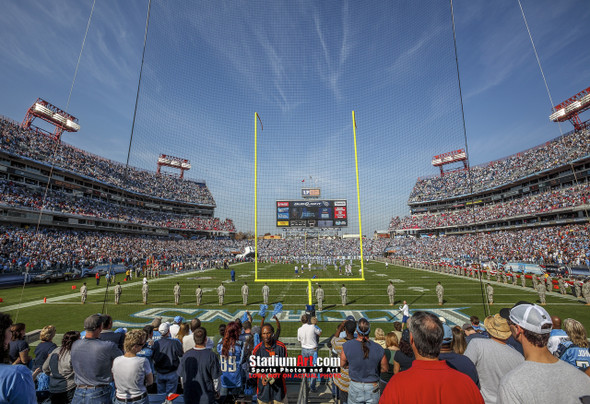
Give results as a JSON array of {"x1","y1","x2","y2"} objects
[{"x1": 2, "y1": 261, "x2": 588, "y2": 349}]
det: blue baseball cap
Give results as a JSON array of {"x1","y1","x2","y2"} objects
[
  {"x1": 174, "y1": 316, "x2": 184, "y2": 324},
  {"x1": 441, "y1": 324, "x2": 453, "y2": 345}
]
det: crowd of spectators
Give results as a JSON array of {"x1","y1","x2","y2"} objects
[
  {"x1": 0, "y1": 225, "x2": 245, "y2": 273},
  {"x1": 0, "y1": 179, "x2": 235, "y2": 232},
  {"x1": 0, "y1": 118, "x2": 215, "y2": 205},
  {"x1": 2, "y1": 303, "x2": 590, "y2": 403},
  {"x1": 391, "y1": 182, "x2": 589, "y2": 231},
  {"x1": 409, "y1": 128, "x2": 590, "y2": 202},
  {"x1": 385, "y1": 224, "x2": 590, "y2": 266}
]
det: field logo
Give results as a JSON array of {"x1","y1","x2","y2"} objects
[{"x1": 114, "y1": 307, "x2": 471, "y2": 329}]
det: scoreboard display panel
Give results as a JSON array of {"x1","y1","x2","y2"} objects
[{"x1": 276, "y1": 200, "x2": 348, "y2": 227}]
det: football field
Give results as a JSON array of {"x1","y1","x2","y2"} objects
[{"x1": 2, "y1": 261, "x2": 588, "y2": 349}]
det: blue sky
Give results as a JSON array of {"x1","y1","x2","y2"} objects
[{"x1": 0, "y1": 0, "x2": 589, "y2": 234}]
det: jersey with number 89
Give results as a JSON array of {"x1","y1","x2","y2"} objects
[{"x1": 217, "y1": 342, "x2": 243, "y2": 388}]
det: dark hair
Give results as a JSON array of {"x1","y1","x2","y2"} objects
[
  {"x1": 218, "y1": 324, "x2": 226, "y2": 336},
  {"x1": 10, "y1": 323, "x2": 25, "y2": 341},
  {"x1": 470, "y1": 316, "x2": 480, "y2": 325},
  {"x1": 393, "y1": 322, "x2": 402, "y2": 332},
  {"x1": 398, "y1": 337, "x2": 414, "y2": 357},
  {"x1": 193, "y1": 327, "x2": 207, "y2": 346},
  {"x1": 243, "y1": 321, "x2": 252, "y2": 330},
  {"x1": 59, "y1": 331, "x2": 81, "y2": 358},
  {"x1": 221, "y1": 322, "x2": 240, "y2": 357},
  {"x1": 0, "y1": 313, "x2": 13, "y2": 359},
  {"x1": 301, "y1": 314, "x2": 309, "y2": 324},
  {"x1": 357, "y1": 318, "x2": 371, "y2": 359},
  {"x1": 143, "y1": 325, "x2": 154, "y2": 338},
  {"x1": 101, "y1": 315, "x2": 112, "y2": 329},
  {"x1": 408, "y1": 311, "x2": 444, "y2": 359},
  {"x1": 522, "y1": 323, "x2": 552, "y2": 348}
]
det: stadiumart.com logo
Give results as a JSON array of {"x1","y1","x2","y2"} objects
[{"x1": 249, "y1": 355, "x2": 341, "y2": 378}]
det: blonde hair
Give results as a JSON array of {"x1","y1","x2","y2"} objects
[
  {"x1": 124, "y1": 329, "x2": 146, "y2": 353},
  {"x1": 563, "y1": 318, "x2": 589, "y2": 348},
  {"x1": 311, "y1": 317, "x2": 318, "y2": 325},
  {"x1": 374, "y1": 328, "x2": 385, "y2": 341},
  {"x1": 40, "y1": 325, "x2": 56, "y2": 342},
  {"x1": 176, "y1": 323, "x2": 190, "y2": 342},
  {"x1": 385, "y1": 331, "x2": 399, "y2": 348}
]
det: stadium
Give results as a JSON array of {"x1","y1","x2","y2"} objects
[{"x1": 0, "y1": 1, "x2": 589, "y2": 403}]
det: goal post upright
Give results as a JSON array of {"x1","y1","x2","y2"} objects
[{"x1": 253, "y1": 111, "x2": 367, "y2": 299}]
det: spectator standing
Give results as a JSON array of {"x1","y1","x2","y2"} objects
[
  {"x1": 0, "y1": 312, "x2": 36, "y2": 403},
  {"x1": 380, "y1": 312, "x2": 483, "y2": 403},
  {"x1": 112, "y1": 329, "x2": 153, "y2": 404},
  {"x1": 42, "y1": 330, "x2": 80, "y2": 404},
  {"x1": 95, "y1": 272, "x2": 100, "y2": 286},
  {"x1": 297, "y1": 314, "x2": 321, "y2": 392},
  {"x1": 546, "y1": 316, "x2": 568, "y2": 355},
  {"x1": 340, "y1": 318, "x2": 387, "y2": 403},
  {"x1": 556, "y1": 318, "x2": 590, "y2": 371},
  {"x1": 178, "y1": 327, "x2": 221, "y2": 404},
  {"x1": 464, "y1": 313, "x2": 524, "y2": 404},
  {"x1": 331, "y1": 320, "x2": 355, "y2": 403},
  {"x1": 252, "y1": 322, "x2": 288, "y2": 404},
  {"x1": 169, "y1": 316, "x2": 184, "y2": 339},
  {"x1": 9, "y1": 322, "x2": 31, "y2": 366},
  {"x1": 217, "y1": 322, "x2": 244, "y2": 402},
  {"x1": 379, "y1": 332, "x2": 399, "y2": 393},
  {"x1": 439, "y1": 324, "x2": 479, "y2": 387},
  {"x1": 70, "y1": 314, "x2": 123, "y2": 404},
  {"x1": 99, "y1": 315, "x2": 125, "y2": 352},
  {"x1": 393, "y1": 329, "x2": 415, "y2": 374},
  {"x1": 33, "y1": 325, "x2": 57, "y2": 372},
  {"x1": 497, "y1": 304, "x2": 590, "y2": 403},
  {"x1": 583, "y1": 280, "x2": 590, "y2": 305},
  {"x1": 152, "y1": 322, "x2": 183, "y2": 395}
]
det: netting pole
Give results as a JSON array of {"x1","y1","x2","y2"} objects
[{"x1": 352, "y1": 111, "x2": 364, "y2": 279}]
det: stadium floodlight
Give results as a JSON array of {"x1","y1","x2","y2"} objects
[
  {"x1": 549, "y1": 86, "x2": 590, "y2": 130},
  {"x1": 431, "y1": 149, "x2": 468, "y2": 176},
  {"x1": 156, "y1": 154, "x2": 191, "y2": 179},
  {"x1": 22, "y1": 98, "x2": 80, "y2": 141}
]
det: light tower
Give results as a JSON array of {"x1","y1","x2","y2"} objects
[
  {"x1": 156, "y1": 154, "x2": 191, "y2": 179},
  {"x1": 21, "y1": 98, "x2": 80, "y2": 141},
  {"x1": 549, "y1": 86, "x2": 590, "y2": 131},
  {"x1": 431, "y1": 149, "x2": 467, "y2": 176}
]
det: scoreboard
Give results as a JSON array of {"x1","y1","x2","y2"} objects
[{"x1": 276, "y1": 200, "x2": 348, "y2": 227}]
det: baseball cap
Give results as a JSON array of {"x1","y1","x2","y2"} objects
[
  {"x1": 441, "y1": 324, "x2": 453, "y2": 345},
  {"x1": 158, "y1": 323, "x2": 170, "y2": 335},
  {"x1": 84, "y1": 314, "x2": 103, "y2": 331},
  {"x1": 509, "y1": 304, "x2": 552, "y2": 334},
  {"x1": 499, "y1": 301, "x2": 531, "y2": 320},
  {"x1": 174, "y1": 316, "x2": 184, "y2": 324},
  {"x1": 346, "y1": 315, "x2": 356, "y2": 322}
]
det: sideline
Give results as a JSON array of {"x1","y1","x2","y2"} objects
[{"x1": 0, "y1": 263, "x2": 248, "y2": 312}]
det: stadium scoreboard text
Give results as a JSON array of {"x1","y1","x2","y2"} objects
[{"x1": 276, "y1": 200, "x2": 347, "y2": 227}]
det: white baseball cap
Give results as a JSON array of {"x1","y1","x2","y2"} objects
[{"x1": 509, "y1": 304, "x2": 552, "y2": 334}]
